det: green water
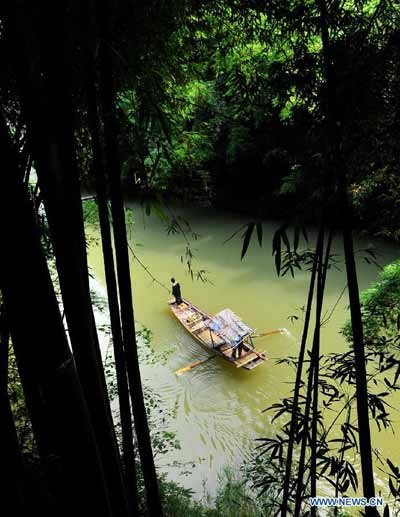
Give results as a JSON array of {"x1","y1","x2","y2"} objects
[{"x1": 87, "y1": 202, "x2": 400, "y2": 501}]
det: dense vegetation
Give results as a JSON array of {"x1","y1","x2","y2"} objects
[
  {"x1": 112, "y1": 2, "x2": 400, "y2": 241},
  {"x1": 1, "y1": 1, "x2": 400, "y2": 516}
]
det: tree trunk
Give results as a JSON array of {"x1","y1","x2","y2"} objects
[
  {"x1": 310, "y1": 230, "x2": 332, "y2": 516},
  {"x1": 294, "y1": 228, "x2": 325, "y2": 517},
  {"x1": 99, "y1": 16, "x2": 164, "y2": 515},
  {"x1": 87, "y1": 63, "x2": 139, "y2": 514},
  {"x1": 0, "y1": 110, "x2": 112, "y2": 517},
  {"x1": 3, "y1": 6, "x2": 131, "y2": 515},
  {"x1": 2, "y1": 5, "x2": 131, "y2": 514},
  {"x1": 317, "y1": 1, "x2": 378, "y2": 513},
  {"x1": 280, "y1": 228, "x2": 322, "y2": 516},
  {"x1": 0, "y1": 305, "x2": 26, "y2": 514}
]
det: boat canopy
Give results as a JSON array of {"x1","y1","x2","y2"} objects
[{"x1": 207, "y1": 308, "x2": 254, "y2": 348}]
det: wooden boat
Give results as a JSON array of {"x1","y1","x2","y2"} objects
[{"x1": 168, "y1": 298, "x2": 267, "y2": 370}]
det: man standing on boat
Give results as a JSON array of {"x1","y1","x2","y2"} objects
[
  {"x1": 171, "y1": 278, "x2": 183, "y2": 305},
  {"x1": 233, "y1": 341, "x2": 244, "y2": 360}
]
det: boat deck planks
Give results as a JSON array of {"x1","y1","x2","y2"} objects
[
  {"x1": 169, "y1": 299, "x2": 267, "y2": 370},
  {"x1": 234, "y1": 352, "x2": 259, "y2": 367}
]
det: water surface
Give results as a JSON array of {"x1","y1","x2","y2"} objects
[{"x1": 87, "y1": 202, "x2": 400, "y2": 500}]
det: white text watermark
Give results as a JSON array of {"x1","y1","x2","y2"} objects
[{"x1": 309, "y1": 497, "x2": 384, "y2": 508}]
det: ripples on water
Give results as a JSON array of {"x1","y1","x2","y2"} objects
[{"x1": 87, "y1": 203, "x2": 400, "y2": 500}]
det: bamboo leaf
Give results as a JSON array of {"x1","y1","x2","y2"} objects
[
  {"x1": 281, "y1": 228, "x2": 290, "y2": 251},
  {"x1": 302, "y1": 226, "x2": 308, "y2": 243},
  {"x1": 272, "y1": 231, "x2": 282, "y2": 275},
  {"x1": 389, "y1": 477, "x2": 397, "y2": 496},
  {"x1": 223, "y1": 223, "x2": 247, "y2": 245},
  {"x1": 241, "y1": 222, "x2": 255, "y2": 260},
  {"x1": 342, "y1": 479, "x2": 350, "y2": 493},
  {"x1": 256, "y1": 222, "x2": 263, "y2": 247},
  {"x1": 294, "y1": 226, "x2": 300, "y2": 252},
  {"x1": 387, "y1": 458, "x2": 400, "y2": 477},
  {"x1": 275, "y1": 245, "x2": 281, "y2": 276},
  {"x1": 272, "y1": 228, "x2": 280, "y2": 254}
]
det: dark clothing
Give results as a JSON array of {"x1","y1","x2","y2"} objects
[
  {"x1": 172, "y1": 282, "x2": 182, "y2": 304},
  {"x1": 233, "y1": 342, "x2": 244, "y2": 359}
]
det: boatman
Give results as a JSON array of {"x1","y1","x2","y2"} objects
[
  {"x1": 171, "y1": 278, "x2": 183, "y2": 305},
  {"x1": 233, "y1": 341, "x2": 244, "y2": 360}
]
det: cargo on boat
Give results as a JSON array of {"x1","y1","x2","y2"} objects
[{"x1": 169, "y1": 299, "x2": 267, "y2": 370}]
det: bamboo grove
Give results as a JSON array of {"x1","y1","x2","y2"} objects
[
  {"x1": 247, "y1": 1, "x2": 400, "y2": 516},
  {"x1": 0, "y1": 2, "x2": 163, "y2": 516}
]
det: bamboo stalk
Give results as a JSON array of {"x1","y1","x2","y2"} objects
[
  {"x1": 99, "y1": 9, "x2": 163, "y2": 513},
  {"x1": 86, "y1": 46, "x2": 138, "y2": 514}
]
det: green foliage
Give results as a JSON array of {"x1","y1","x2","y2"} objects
[
  {"x1": 342, "y1": 259, "x2": 400, "y2": 348},
  {"x1": 112, "y1": 0, "x2": 400, "y2": 240},
  {"x1": 83, "y1": 199, "x2": 137, "y2": 245},
  {"x1": 160, "y1": 480, "x2": 207, "y2": 517},
  {"x1": 82, "y1": 199, "x2": 100, "y2": 227},
  {"x1": 7, "y1": 348, "x2": 36, "y2": 456},
  {"x1": 352, "y1": 168, "x2": 400, "y2": 242},
  {"x1": 161, "y1": 466, "x2": 267, "y2": 517},
  {"x1": 212, "y1": 466, "x2": 266, "y2": 517}
]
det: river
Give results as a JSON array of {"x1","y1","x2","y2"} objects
[{"x1": 87, "y1": 201, "x2": 400, "y2": 503}]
